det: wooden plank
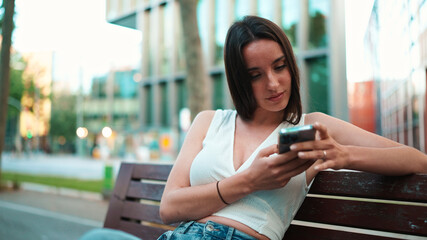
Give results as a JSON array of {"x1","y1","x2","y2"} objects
[
  {"x1": 127, "y1": 180, "x2": 165, "y2": 201},
  {"x1": 122, "y1": 201, "x2": 162, "y2": 224},
  {"x1": 104, "y1": 163, "x2": 134, "y2": 228},
  {"x1": 121, "y1": 201, "x2": 180, "y2": 227},
  {"x1": 294, "y1": 197, "x2": 427, "y2": 236},
  {"x1": 132, "y1": 163, "x2": 173, "y2": 181},
  {"x1": 310, "y1": 172, "x2": 427, "y2": 202},
  {"x1": 118, "y1": 220, "x2": 168, "y2": 240},
  {"x1": 283, "y1": 225, "x2": 399, "y2": 240}
]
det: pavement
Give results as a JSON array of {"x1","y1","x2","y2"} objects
[
  {"x1": 0, "y1": 152, "x2": 116, "y2": 239},
  {"x1": 0, "y1": 187, "x2": 108, "y2": 223}
]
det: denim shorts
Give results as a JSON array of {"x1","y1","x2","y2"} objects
[{"x1": 157, "y1": 221, "x2": 257, "y2": 240}]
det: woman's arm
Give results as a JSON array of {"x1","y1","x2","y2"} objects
[{"x1": 299, "y1": 112, "x2": 427, "y2": 177}]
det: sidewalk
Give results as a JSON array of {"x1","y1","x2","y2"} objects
[{"x1": 0, "y1": 187, "x2": 108, "y2": 223}]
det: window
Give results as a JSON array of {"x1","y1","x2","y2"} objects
[
  {"x1": 176, "y1": 79, "x2": 188, "y2": 114},
  {"x1": 214, "y1": 0, "x2": 228, "y2": 66},
  {"x1": 212, "y1": 74, "x2": 224, "y2": 109},
  {"x1": 160, "y1": 4, "x2": 173, "y2": 75},
  {"x1": 160, "y1": 82, "x2": 169, "y2": 126},
  {"x1": 308, "y1": 0, "x2": 329, "y2": 49},
  {"x1": 144, "y1": 85, "x2": 153, "y2": 125},
  {"x1": 282, "y1": 0, "x2": 299, "y2": 49},
  {"x1": 306, "y1": 56, "x2": 329, "y2": 114}
]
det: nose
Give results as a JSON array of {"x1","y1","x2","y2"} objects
[{"x1": 266, "y1": 71, "x2": 279, "y2": 90}]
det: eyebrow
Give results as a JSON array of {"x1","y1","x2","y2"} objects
[{"x1": 247, "y1": 56, "x2": 286, "y2": 71}]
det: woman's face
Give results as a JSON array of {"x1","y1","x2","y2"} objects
[{"x1": 242, "y1": 39, "x2": 292, "y2": 114}]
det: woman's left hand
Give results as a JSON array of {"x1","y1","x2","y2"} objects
[{"x1": 290, "y1": 122, "x2": 350, "y2": 171}]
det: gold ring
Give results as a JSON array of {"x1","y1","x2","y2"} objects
[{"x1": 322, "y1": 150, "x2": 327, "y2": 160}]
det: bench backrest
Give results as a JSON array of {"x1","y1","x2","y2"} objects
[{"x1": 104, "y1": 163, "x2": 427, "y2": 240}]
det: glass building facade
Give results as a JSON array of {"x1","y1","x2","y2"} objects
[
  {"x1": 365, "y1": 0, "x2": 427, "y2": 152},
  {"x1": 105, "y1": 0, "x2": 347, "y2": 160}
]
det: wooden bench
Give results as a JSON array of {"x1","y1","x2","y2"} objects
[{"x1": 104, "y1": 163, "x2": 427, "y2": 240}]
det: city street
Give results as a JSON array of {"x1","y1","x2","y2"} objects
[
  {"x1": 0, "y1": 189, "x2": 108, "y2": 240},
  {"x1": 0, "y1": 152, "x2": 122, "y2": 240}
]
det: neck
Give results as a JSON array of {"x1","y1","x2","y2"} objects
[{"x1": 239, "y1": 109, "x2": 284, "y2": 128}]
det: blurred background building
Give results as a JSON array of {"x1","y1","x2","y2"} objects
[
  {"x1": 103, "y1": 0, "x2": 347, "y2": 161},
  {"x1": 364, "y1": 0, "x2": 427, "y2": 152},
  {"x1": 4, "y1": 0, "x2": 427, "y2": 161}
]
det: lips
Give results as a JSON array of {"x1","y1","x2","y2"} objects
[{"x1": 267, "y1": 92, "x2": 284, "y2": 102}]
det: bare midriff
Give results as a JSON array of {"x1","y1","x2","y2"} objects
[{"x1": 198, "y1": 215, "x2": 270, "y2": 240}]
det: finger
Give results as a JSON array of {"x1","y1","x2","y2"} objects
[
  {"x1": 258, "y1": 144, "x2": 279, "y2": 157},
  {"x1": 313, "y1": 122, "x2": 329, "y2": 140},
  {"x1": 290, "y1": 139, "x2": 329, "y2": 151},
  {"x1": 281, "y1": 160, "x2": 314, "y2": 180},
  {"x1": 314, "y1": 160, "x2": 336, "y2": 171},
  {"x1": 277, "y1": 157, "x2": 310, "y2": 174},
  {"x1": 297, "y1": 149, "x2": 326, "y2": 160}
]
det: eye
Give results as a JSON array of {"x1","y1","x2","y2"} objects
[
  {"x1": 248, "y1": 71, "x2": 261, "y2": 80},
  {"x1": 250, "y1": 74, "x2": 261, "y2": 80},
  {"x1": 275, "y1": 64, "x2": 287, "y2": 71}
]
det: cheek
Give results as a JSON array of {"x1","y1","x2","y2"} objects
[{"x1": 251, "y1": 82, "x2": 264, "y2": 98}]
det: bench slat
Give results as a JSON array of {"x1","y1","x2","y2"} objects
[
  {"x1": 122, "y1": 201, "x2": 162, "y2": 224},
  {"x1": 104, "y1": 164, "x2": 135, "y2": 228},
  {"x1": 118, "y1": 220, "x2": 167, "y2": 240},
  {"x1": 121, "y1": 201, "x2": 178, "y2": 227},
  {"x1": 310, "y1": 171, "x2": 427, "y2": 202},
  {"x1": 131, "y1": 163, "x2": 172, "y2": 181},
  {"x1": 294, "y1": 197, "x2": 427, "y2": 236},
  {"x1": 127, "y1": 180, "x2": 165, "y2": 201},
  {"x1": 283, "y1": 225, "x2": 399, "y2": 240}
]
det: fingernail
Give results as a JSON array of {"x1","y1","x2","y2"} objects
[
  {"x1": 298, "y1": 152, "x2": 305, "y2": 157},
  {"x1": 290, "y1": 145, "x2": 296, "y2": 150},
  {"x1": 314, "y1": 166, "x2": 319, "y2": 170}
]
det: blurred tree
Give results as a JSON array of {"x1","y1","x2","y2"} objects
[
  {"x1": 4, "y1": 54, "x2": 25, "y2": 152},
  {"x1": 0, "y1": 0, "x2": 16, "y2": 184},
  {"x1": 49, "y1": 94, "x2": 76, "y2": 153},
  {"x1": 8, "y1": 55, "x2": 26, "y2": 117},
  {"x1": 178, "y1": 0, "x2": 209, "y2": 120}
]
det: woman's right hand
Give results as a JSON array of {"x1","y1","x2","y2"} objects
[{"x1": 246, "y1": 144, "x2": 314, "y2": 191}]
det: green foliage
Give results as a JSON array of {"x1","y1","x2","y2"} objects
[
  {"x1": 1, "y1": 171, "x2": 105, "y2": 193},
  {"x1": 49, "y1": 94, "x2": 77, "y2": 142},
  {"x1": 309, "y1": 11, "x2": 327, "y2": 48},
  {"x1": 7, "y1": 54, "x2": 26, "y2": 117}
]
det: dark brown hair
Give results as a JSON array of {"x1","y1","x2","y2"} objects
[{"x1": 224, "y1": 15, "x2": 301, "y2": 124}]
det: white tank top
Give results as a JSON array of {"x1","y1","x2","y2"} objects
[{"x1": 190, "y1": 109, "x2": 310, "y2": 240}]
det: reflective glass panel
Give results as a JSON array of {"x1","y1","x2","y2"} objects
[
  {"x1": 282, "y1": 0, "x2": 299, "y2": 49},
  {"x1": 215, "y1": 0, "x2": 228, "y2": 66},
  {"x1": 235, "y1": 0, "x2": 252, "y2": 20},
  {"x1": 144, "y1": 85, "x2": 153, "y2": 125},
  {"x1": 161, "y1": 4, "x2": 172, "y2": 75},
  {"x1": 160, "y1": 82, "x2": 169, "y2": 126},
  {"x1": 308, "y1": 0, "x2": 329, "y2": 49},
  {"x1": 212, "y1": 74, "x2": 224, "y2": 109},
  {"x1": 306, "y1": 56, "x2": 329, "y2": 113},
  {"x1": 258, "y1": 0, "x2": 275, "y2": 21}
]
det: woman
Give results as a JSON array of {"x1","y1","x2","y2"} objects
[
  {"x1": 80, "y1": 15, "x2": 427, "y2": 240},
  {"x1": 157, "y1": 15, "x2": 427, "y2": 240}
]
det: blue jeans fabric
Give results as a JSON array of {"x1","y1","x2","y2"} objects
[
  {"x1": 157, "y1": 221, "x2": 257, "y2": 240},
  {"x1": 79, "y1": 228, "x2": 141, "y2": 240}
]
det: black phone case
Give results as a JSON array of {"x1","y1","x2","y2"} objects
[{"x1": 278, "y1": 126, "x2": 315, "y2": 153}]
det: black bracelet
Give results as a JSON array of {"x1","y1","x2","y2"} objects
[{"x1": 216, "y1": 181, "x2": 230, "y2": 205}]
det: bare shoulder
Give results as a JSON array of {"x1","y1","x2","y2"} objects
[
  {"x1": 165, "y1": 110, "x2": 216, "y2": 188},
  {"x1": 190, "y1": 110, "x2": 216, "y2": 137}
]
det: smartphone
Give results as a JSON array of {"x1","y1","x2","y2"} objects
[{"x1": 278, "y1": 124, "x2": 316, "y2": 153}]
